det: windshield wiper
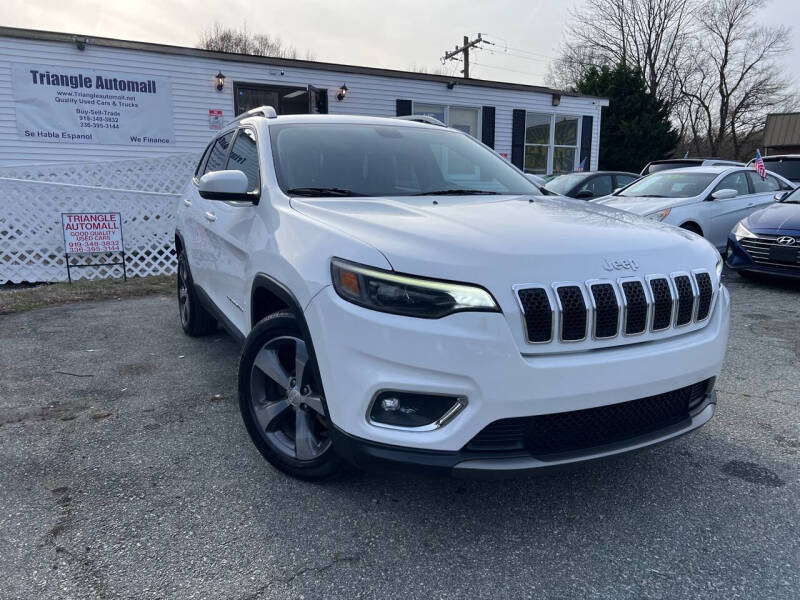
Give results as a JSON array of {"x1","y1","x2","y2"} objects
[
  {"x1": 287, "y1": 187, "x2": 364, "y2": 197},
  {"x1": 412, "y1": 189, "x2": 501, "y2": 196}
]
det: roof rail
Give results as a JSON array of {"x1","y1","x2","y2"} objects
[
  {"x1": 228, "y1": 105, "x2": 277, "y2": 125},
  {"x1": 394, "y1": 114, "x2": 447, "y2": 127}
]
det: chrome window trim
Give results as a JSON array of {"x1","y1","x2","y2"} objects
[
  {"x1": 552, "y1": 281, "x2": 590, "y2": 342},
  {"x1": 670, "y1": 271, "x2": 697, "y2": 327},
  {"x1": 645, "y1": 274, "x2": 676, "y2": 332},
  {"x1": 617, "y1": 276, "x2": 651, "y2": 336},
  {"x1": 691, "y1": 268, "x2": 715, "y2": 323},
  {"x1": 585, "y1": 278, "x2": 621, "y2": 340},
  {"x1": 512, "y1": 283, "x2": 555, "y2": 344},
  {"x1": 365, "y1": 391, "x2": 468, "y2": 432}
]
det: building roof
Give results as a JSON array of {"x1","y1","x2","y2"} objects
[
  {"x1": 0, "y1": 26, "x2": 608, "y2": 103},
  {"x1": 764, "y1": 112, "x2": 800, "y2": 148}
]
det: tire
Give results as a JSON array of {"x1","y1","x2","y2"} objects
[
  {"x1": 238, "y1": 311, "x2": 345, "y2": 481},
  {"x1": 177, "y1": 251, "x2": 217, "y2": 336}
]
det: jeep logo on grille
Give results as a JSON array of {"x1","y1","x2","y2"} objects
[
  {"x1": 602, "y1": 258, "x2": 640, "y2": 272},
  {"x1": 777, "y1": 236, "x2": 797, "y2": 246}
]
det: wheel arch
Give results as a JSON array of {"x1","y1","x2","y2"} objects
[
  {"x1": 174, "y1": 229, "x2": 185, "y2": 256},
  {"x1": 680, "y1": 221, "x2": 704, "y2": 236},
  {"x1": 249, "y1": 273, "x2": 330, "y2": 414}
]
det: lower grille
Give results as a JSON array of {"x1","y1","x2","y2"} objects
[
  {"x1": 740, "y1": 236, "x2": 800, "y2": 270},
  {"x1": 465, "y1": 379, "x2": 712, "y2": 455}
]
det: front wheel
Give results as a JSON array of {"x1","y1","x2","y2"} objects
[{"x1": 238, "y1": 311, "x2": 345, "y2": 481}]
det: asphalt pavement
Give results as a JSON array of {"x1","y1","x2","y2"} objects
[{"x1": 0, "y1": 270, "x2": 798, "y2": 599}]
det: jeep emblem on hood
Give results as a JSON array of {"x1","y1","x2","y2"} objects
[{"x1": 602, "y1": 258, "x2": 640, "y2": 272}]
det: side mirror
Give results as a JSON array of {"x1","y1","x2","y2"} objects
[
  {"x1": 711, "y1": 188, "x2": 737, "y2": 200},
  {"x1": 574, "y1": 189, "x2": 594, "y2": 199},
  {"x1": 774, "y1": 191, "x2": 789, "y2": 202},
  {"x1": 198, "y1": 170, "x2": 255, "y2": 202}
]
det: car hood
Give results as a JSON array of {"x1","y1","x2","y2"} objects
[
  {"x1": 290, "y1": 194, "x2": 719, "y2": 284},
  {"x1": 593, "y1": 195, "x2": 696, "y2": 215},
  {"x1": 742, "y1": 201, "x2": 800, "y2": 234}
]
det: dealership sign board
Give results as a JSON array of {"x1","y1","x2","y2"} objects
[
  {"x1": 62, "y1": 213, "x2": 123, "y2": 254},
  {"x1": 12, "y1": 63, "x2": 175, "y2": 145}
]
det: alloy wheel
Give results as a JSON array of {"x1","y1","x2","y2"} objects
[{"x1": 248, "y1": 336, "x2": 331, "y2": 461}]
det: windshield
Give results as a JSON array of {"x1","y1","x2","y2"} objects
[
  {"x1": 544, "y1": 173, "x2": 588, "y2": 195},
  {"x1": 269, "y1": 123, "x2": 540, "y2": 197},
  {"x1": 762, "y1": 158, "x2": 800, "y2": 183},
  {"x1": 617, "y1": 172, "x2": 717, "y2": 198}
]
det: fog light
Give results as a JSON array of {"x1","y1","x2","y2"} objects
[
  {"x1": 369, "y1": 391, "x2": 466, "y2": 430},
  {"x1": 381, "y1": 396, "x2": 400, "y2": 411}
]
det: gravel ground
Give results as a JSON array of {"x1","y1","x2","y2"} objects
[{"x1": 0, "y1": 270, "x2": 798, "y2": 599}]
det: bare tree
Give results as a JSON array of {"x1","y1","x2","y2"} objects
[
  {"x1": 198, "y1": 23, "x2": 314, "y2": 60},
  {"x1": 551, "y1": 0, "x2": 796, "y2": 160},
  {"x1": 679, "y1": 0, "x2": 793, "y2": 159},
  {"x1": 548, "y1": 0, "x2": 695, "y2": 104}
]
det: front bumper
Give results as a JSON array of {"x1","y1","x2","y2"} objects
[
  {"x1": 304, "y1": 284, "x2": 730, "y2": 459},
  {"x1": 331, "y1": 393, "x2": 716, "y2": 479}
]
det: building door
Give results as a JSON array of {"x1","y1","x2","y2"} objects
[{"x1": 234, "y1": 83, "x2": 312, "y2": 116}]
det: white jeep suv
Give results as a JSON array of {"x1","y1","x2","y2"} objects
[{"x1": 175, "y1": 107, "x2": 730, "y2": 480}]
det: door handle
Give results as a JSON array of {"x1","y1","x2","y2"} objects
[
  {"x1": 746, "y1": 202, "x2": 755, "y2": 207},
  {"x1": 204, "y1": 211, "x2": 216, "y2": 222},
  {"x1": 183, "y1": 198, "x2": 192, "y2": 207}
]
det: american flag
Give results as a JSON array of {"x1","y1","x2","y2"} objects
[
  {"x1": 754, "y1": 149, "x2": 766, "y2": 179},
  {"x1": 577, "y1": 157, "x2": 587, "y2": 172}
]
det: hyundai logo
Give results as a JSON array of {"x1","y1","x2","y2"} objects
[{"x1": 777, "y1": 236, "x2": 797, "y2": 246}]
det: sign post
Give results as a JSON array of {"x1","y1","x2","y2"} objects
[{"x1": 61, "y1": 212, "x2": 127, "y2": 282}]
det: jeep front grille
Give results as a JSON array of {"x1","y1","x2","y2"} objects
[{"x1": 516, "y1": 271, "x2": 714, "y2": 344}]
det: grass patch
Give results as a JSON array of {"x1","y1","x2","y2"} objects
[{"x1": 0, "y1": 275, "x2": 176, "y2": 315}]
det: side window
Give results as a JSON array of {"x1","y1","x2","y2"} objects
[
  {"x1": 195, "y1": 141, "x2": 214, "y2": 177},
  {"x1": 577, "y1": 175, "x2": 613, "y2": 197},
  {"x1": 226, "y1": 128, "x2": 260, "y2": 192},
  {"x1": 747, "y1": 171, "x2": 781, "y2": 193},
  {"x1": 715, "y1": 172, "x2": 750, "y2": 197},
  {"x1": 203, "y1": 131, "x2": 234, "y2": 175},
  {"x1": 616, "y1": 174, "x2": 637, "y2": 188}
]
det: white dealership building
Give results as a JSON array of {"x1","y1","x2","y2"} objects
[{"x1": 0, "y1": 26, "x2": 607, "y2": 283}]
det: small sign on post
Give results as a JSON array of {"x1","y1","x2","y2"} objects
[{"x1": 61, "y1": 212, "x2": 127, "y2": 282}]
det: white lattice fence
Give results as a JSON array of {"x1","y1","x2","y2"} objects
[
  {"x1": 0, "y1": 154, "x2": 198, "y2": 195},
  {"x1": 0, "y1": 178, "x2": 179, "y2": 283}
]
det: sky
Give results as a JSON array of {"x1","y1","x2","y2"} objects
[{"x1": 2, "y1": 0, "x2": 798, "y2": 87}]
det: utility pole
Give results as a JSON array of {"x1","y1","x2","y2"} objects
[{"x1": 441, "y1": 33, "x2": 489, "y2": 78}]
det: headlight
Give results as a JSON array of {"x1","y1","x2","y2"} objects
[
  {"x1": 732, "y1": 221, "x2": 754, "y2": 240},
  {"x1": 716, "y1": 256, "x2": 723, "y2": 280},
  {"x1": 646, "y1": 208, "x2": 671, "y2": 221},
  {"x1": 331, "y1": 258, "x2": 500, "y2": 318}
]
